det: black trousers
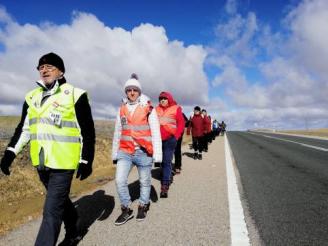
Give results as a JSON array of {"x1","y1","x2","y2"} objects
[
  {"x1": 174, "y1": 135, "x2": 183, "y2": 169},
  {"x1": 203, "y1": 135, "x2": 208, "y2": 151},
  {"x1": 192, "y1": 136, "x2": 203, "y2": 153},
  {"x1": 35, "y1": 169, "x2": 77, "y2": 246}
]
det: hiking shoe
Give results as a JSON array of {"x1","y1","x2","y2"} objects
[
  {"x1": 114, "y1": 206, "x2": 133, "y2": 226},
  {"x1": 175, "y1": 168, "x2": 181, "y2": 174},
  {"x1": 198, "y1": 154, "x2": 202, "y2": 160},
  {"x1": 136, "y1": 203, "x2": 150, "y2": 221},
  {"x1": 160, "y1": 185, "x2": 169, "y2": 198},
  {"x1": 58, "y1": 232, "x2": 83, "y2": 246}
]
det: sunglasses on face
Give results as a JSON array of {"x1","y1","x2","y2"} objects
[
  {"x1": 159, "y1": 97, "x2": 168, "y2": 101},
  {"x1": 126, "y1": 88, "x2": 139, "y2": 93},
  {"x1": 38, "y1": 65, "x2": 57, "y2": 72}
]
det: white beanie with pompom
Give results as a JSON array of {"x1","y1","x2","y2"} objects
[{"x1": 124, "y1": 73, "x2": 141, "y2": 94}]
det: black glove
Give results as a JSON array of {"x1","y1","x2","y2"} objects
[
  {"x1": 76, "y1": 163, "x2": 92, "y2": 181},
  {"x1": 1, "y1": 150, "x2": 16, "y2": 176},
  {"x1": 113, "y1": 160, "x2": 117, "y2": 165},
  {"x1": 154, "y1": 162, "x2": 161, "y2": 168}
]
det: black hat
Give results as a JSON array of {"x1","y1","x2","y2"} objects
[
  {"x1": 37, "y1": 52, "x2": 65, "y2": 73},
  {"x1": 194, "y1": 106, "x2": 201, "y2": 111}
]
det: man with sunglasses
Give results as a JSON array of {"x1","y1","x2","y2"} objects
[
  {"x1": 112, "y1": 73, "x2": 162, "y2": 225},
  {"x1": 0, "y1": 52, "x2": 95, "y2": 246}
]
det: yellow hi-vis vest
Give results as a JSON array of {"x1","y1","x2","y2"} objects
[{"x1": 25, "y1": 83, "x2": 85, "y2": 170}]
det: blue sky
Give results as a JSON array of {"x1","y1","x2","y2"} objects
[
  {"x1": 1, "y1": 0, "x2": 327, "y2": 130},
  {"x1": 1, "y1": 0, "x2": 291, "y2": 45}
]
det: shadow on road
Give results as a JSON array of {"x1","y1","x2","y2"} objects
[
  {"x1": 151, "y1": 167, "x2": 162, "y2": 181},
  {"x1": 73, "y1": 190, "x2": 114, "y2": 240},
  {"x1": 128, "y1": 180, "x2": 158, "y2": 203},
  {"x1": 182, "y1": 152, "x2": 195, "y2": 159}
]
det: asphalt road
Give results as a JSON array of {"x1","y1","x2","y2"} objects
[{"x1": 227, "y1": 131, "x2": 328, "y2": 245}]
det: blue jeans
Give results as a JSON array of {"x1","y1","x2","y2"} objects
[
  {"x1": 115, "y1": 149, "x2": 153, "y2": 207},
  {"x1": 162, "y1": 136, "x2": 177, "y2": 186}
]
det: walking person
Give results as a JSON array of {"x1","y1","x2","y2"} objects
[
  {"x1": 220, "y1": 121, "x2": 227, "y2": 136},
  {"x1": 201, "y1": 109, "x2": 211, "y2": 152},
  {"x1": 155, "y1": 92, "x2": 185, "y2": 198},
  {"x1": 112, "y1": 74, "x2": 162, "y2": 225},
  {"x1": 187, "y1": 106, "x2": 206, "y2": 160},
  {"x1": 173, "y1": 112, "x2": 188, "y2": 174},
  {"x1": 0, "y1": 52, "x2": 95, "y2": 246},
  {"x1": 212, "y1": 119, "x2": 219, "y2": 138}
]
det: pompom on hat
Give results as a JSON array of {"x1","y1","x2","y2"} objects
[{"x1": 124, "y1": 73, "x2": 142, "y2": 94}]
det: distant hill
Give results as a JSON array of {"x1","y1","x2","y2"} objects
[{"x1": 0, "y1": 116, "x2": 115, "y2": 139}]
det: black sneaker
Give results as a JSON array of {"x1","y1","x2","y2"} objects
[
  {"x1": 198, "y1": 154, "x2": 202, "y2": 160},
  {"x1": 193, "y1": 153, "x2": 197, "y2": 160},
  {"x1": 136, "y1": 203, "x2": 150, "y2": 221},
  {"x1": 114, "y1": 206, "x2": 133, "y2": 226},
  {"x1": 58, "y1": 233, "x2": 83, "y2": 246}
]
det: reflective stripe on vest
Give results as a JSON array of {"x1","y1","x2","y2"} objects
[
  {"x1": 156, "y1": 105, "x2": 179, "y2": 135},
  {"x1": 29, "y1": 117, "x2": 78, "y2": 128},
  {"x1": 119, "y1": 103, "x2": 153, "y2": 155},
  {"x1": 25, "y1": 83, "x2": 84, "y2": 170},
  {"x1": 121, "y1": 124, "x2": 150, "y2": 131},
  {"x1": 30, "y1": 133, "x2": 80, "y2": 143}
]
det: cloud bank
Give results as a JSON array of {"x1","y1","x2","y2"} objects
[
  {"x1": 208, "y1": 0, "x2": 328, "y2": 130},
  {"x1": 0, "y1": 8, "x2": 208, "y2": 118}
]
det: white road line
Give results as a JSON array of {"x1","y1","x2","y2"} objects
[
  {"x1": 250, "y1": 132, "x2": 328, "y2": 152},
  {"x1": 225, "y1": 135, "x2": 250, "y2": 246}
]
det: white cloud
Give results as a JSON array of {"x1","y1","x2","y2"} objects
[
  {"x1": 0, "y1": 9, "x2": 208, "y2": 118},
  {"x1": 225, "y1": 0, "x2": 238, "y2": 15},
  {"x1": 285, "y1": 0, "x2": 328, "y2": 80},
  {"x1": 207, "y1": 0, "x2": 328, "y2": 130}
]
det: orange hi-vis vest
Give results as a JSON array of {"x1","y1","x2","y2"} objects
[
  {"x1": 156, "y1": 105, "x2": 179, "y2": 135},
  {"x1": 119, "y1": 103, "x2": 153, "y2": 155}
]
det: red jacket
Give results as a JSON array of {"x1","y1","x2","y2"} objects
[
  {"x1": 187, "y1": 114, "x2": 206, "y2": 137},
  {"x1": 156, "y1": 91, "x2": 185, "y2": 141},
  {"x1": 203, "y1": 115, "x2": 211, "y2": 133}
]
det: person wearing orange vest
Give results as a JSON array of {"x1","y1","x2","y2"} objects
[
  {"x1": 156, "y1": 92, "x2": 185, "y2": 198},
  {"x1": 112, "y1": 74, "x2": 162, "y2": 225}
]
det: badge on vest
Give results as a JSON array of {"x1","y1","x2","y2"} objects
[
  {"x1": 49, "y1": 111, "x2": 62, "y2": 127},
  {"x1": 121, "y1": 116, "x2": 127, "y2": 126}
]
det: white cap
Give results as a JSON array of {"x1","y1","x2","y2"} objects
[{"x1": 124, "y1": 73, "x2": 141, "y2": 93}]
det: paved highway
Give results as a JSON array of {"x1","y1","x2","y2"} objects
[{"x1": 227, "y1": 131, "x2": 328, "y2": 245}]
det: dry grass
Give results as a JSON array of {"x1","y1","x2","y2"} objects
[
  {"x1": 0, "y1": 117, "x2": 116, "y2": 235},
  {"x1": 277, "y1": 128, "x2": 328, "y2": 138}
]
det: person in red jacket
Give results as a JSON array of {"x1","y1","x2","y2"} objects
[
  {"x1": 187, "y1": 106, "x2": 206, "y2": 160},
  {"x1": 156, "y1": 91, "x2": 185, "y2": 198},
  {"x1": 202, "y1": 109, "x2": 211, "y2": 152}
]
